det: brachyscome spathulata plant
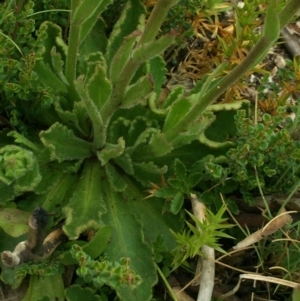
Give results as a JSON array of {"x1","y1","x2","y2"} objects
[{"x1": 0, "y1": 0, "x2": 300, "y2": 300}]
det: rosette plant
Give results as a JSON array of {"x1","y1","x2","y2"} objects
[{"x1": 0, "y1": 0, "x2": 300, "y2": 300}]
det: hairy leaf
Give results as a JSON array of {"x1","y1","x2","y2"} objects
[
  {"x1": 106, "y1": 0, "x2": 146, "y2": 69},
  {"x1": 101, "y1": 182, "x2": 156, "y2": 301},
  {"x1": 86, "y1": 64, "x2": 112, "y2": 111},
  {"x1": 122, "y1": 75, "x2": 153, "y2": 108},
  {"x1": 109, "y1": 30, "x2": 142, "y2": 83},
  {"x1": 97, "y1": 137, "x2": 125, "y2": 165},
  {"x1": 40, "y1": 123, "x2": 93, "y2": 162},
  {"x1": 164, "y1": 98, "x2": 192, "y2": 132},
  {"x1": 105, "y1": 162, "x2": 127, "y2": 191},
  {"x1": 63, "y1": 160, "x2": 106, "y2": 239},
  {"x1": 132, "y1": 33, "x2": 175, "y2": 63}
]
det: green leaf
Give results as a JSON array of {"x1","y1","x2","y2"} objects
[
  {"x1": 35, "y1": 172, "x2": 78, "y2": 213},
  {"x1": 149, "y1": 56, "x2": 166, "y2": 96},
  {"x1": 86, "y1": 64, "x2": 112, "y2": 111},
  {"x1": 106, "y1": 0, "x2": 146, "y2": 69},
  {"x1": 114, "y1": 150, "x2": 134, "y2": 175},
  {"x1": 170, "y1": 191, "x2": 184, "y2": 214},
  {"x1": 147, "y1": 131, "x2": 173, "y2": 157},
  {"x1": 0, "y1": 208, "x2": 30, "y2": 237},
  {"x1": 14, "y1": 158, "x2": 41, "y2": 194},
  {"x1": 134, "y1": 161, "x2": 167, "y2": 176},
  {"x1": 132, "y1": 33, "x2": 175, "y2": 63},
  {"x1": 109, "y1": 30, "x2": 142, "y2": 83},
  {"x1": 122, "y1": 75, "x2": 153, "y2": 108},
  {"x1": 174, "y1": 158, "x2": 187, "y2": 181},
  {"x1": 63, "y1": 160, "x2": 107, "y2": 239},
  {"x1": 8, "y1": 132, "x2": 42, "y2": 152},
  {"x1": 101, "y1": 181, "x2": 156, "y2": 301},
  {"x1": 0, "y1": 145, "x2": 40, "y2": 187},
  {"x1": 73, "y1": 0, "x2": 107, "y2": 25},
  {"x1": 34, "y1": 60, "x2": 68, "y2": 93},
  {"x1": 65, "y1": 285, "x2": 101, "y2": 301},
  {"x1": 0, "y1": 181, "x2": 15, "y2": 204},
  {"x1": 105, "y1": 162, "x2": 127, "y2": 191},
  {"x1": 22, "y1": 275, "x2": 64, "y2": 301},
  {"x1": 161, "y1": 86, "x2": 184, "y2": 110},
  {"x1": 154, "y1": 186, "x2": 177, "y2": 198},
  {"x1": 54, "y1": 100, "x2": 90, "y2": 137},
  {"x1": 50, "y1": 47, "x2": 69, "y2": 85},
  {"x1": 97, "y1": 137, "x2": 125, "y2": 165},
  {"x1": 164, "y1": 98, "x2": 192, "y2": 132},
  {"x1": 40, "y1": 123, "x2": 93, "y2": 162},
  {"x1": 60, "y1": 226, "x2": 112, "y2": 265},
  {"x1": 77, "y1": 0, "x2": 113, "y2": 46},
  {"x1": 171, "y1": 111, "x2": 216, "y2": 148}
]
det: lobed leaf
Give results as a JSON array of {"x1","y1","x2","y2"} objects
[
  {"x1": 40, "y1": 123, "x2": 93, "y2": 162},
  {"x1": 86, "y1": 64, "x2": 112, "y2": 111},
  {"x1": 97, "y1": 137, "x2": 125, "y2": 166}
]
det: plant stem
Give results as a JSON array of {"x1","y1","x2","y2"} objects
[
  {"x1": 100, "y1": 58, "x2": 140, "y2": 128},
  {"x1": 279, "y1": 0, "x2": 300, "y2": 29},
  {"x1": 138, "y1": 0, "x2": 179, "y2": 45}
]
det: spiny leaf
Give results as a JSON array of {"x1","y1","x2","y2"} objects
[{"x1": 40, "y1": 123, "x2": 93, "y2": 162}]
